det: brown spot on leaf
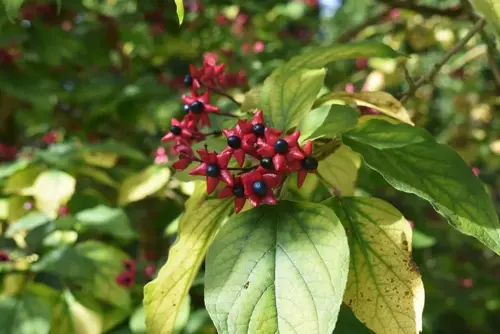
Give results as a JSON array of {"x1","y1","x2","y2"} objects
[{"x1": 243, "y1": 281, "x2": 249, "y2": 289}]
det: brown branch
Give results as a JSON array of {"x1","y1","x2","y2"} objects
[
  {"x1": 336, "y1": 8, "x2": 392, "y2": 43},
  {"x1": 400, "y1": 18, "x2": 486, "y2": 103},
  {"x1": 378, "y1": 0, "x2": 466, "y2": 18}
]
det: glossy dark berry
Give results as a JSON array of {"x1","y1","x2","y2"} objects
[
  {"x1": 274, "y1": 139, "x2": 288, "y2": 154},
  {"x1": 184, "y1": 74, "x2": 193, "y2": 86},
  {"x1": 190, "y1": 101, "x2": 204, "y2": 114},
  {"x1": 302, "y1": 157, "x2": 318, "y2": 171},
  {"x1": 232, "y1": 183, "x2": 245, "y2": 198},
  {"x1": 206, "y1": 164, "x2": 220, "y2": 177},
  {"x1": 170, "y1": 125, "x2": 182, "y2": 136},
  {"x1": 252, "y1": 123, "x2": 265, "y2": 137},
  {"x1": 260, "y1": 157, "x2": 275, "y2": 170},
  {"x1": 227, "y1": 136, "x2": 241, "y2": 149},
  {"x1": 183, "y1": 104, "x2": 190, "y2": 113},
  {"x1": 252, "y1": 181, "x2": 267, "y2": 197}
]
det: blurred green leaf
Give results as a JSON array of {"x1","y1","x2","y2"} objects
[
  {"x1": 318, "y1": 145, "x2": 361, "y2": 196},
  {"x1": 32, "y1": 170, "x2": 76, "y2": 218},
  {"x1": 118, "y1": 165, "x2": 170, "y2": 206},
  {"x1": 469, "y1": 0, "x2": 500, "y2": 38},
  {"x1": 6, "y1": 211, "x2": 50, "y2": 236},
  {"x1": 75, "y1": 205, "x2": 135, "y2": 240},
  {"x1": 2, "y1": 0, "x2": 25, "y2": 20},
  {"x1": 413, "y1": 229, "x2": 437, "y2": 249}
]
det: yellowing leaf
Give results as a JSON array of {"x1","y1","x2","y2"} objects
[
  {"x1": 0, "y1": 199, "x2": 8, "y2": 219},
  {"x1": 118, "y1": 165, "x2": 170, "y2": 206},
  {"x1": 328, "y1": 197, "x2": 425, "y2": 334},
  {"x1": 32, "y1": 170, "x2": 76, "y2": 218},
  {"x1": 83, "y1": 151, "x2": 118, "y2": 168},
  {"x1": 4, "y1": 164, "x2": 46, "y2": 195},
  {"x1": 318, "y1": 145, "x2": 361, "y2": 196},
  {"x1": 143, "y1": 184, "x2": 232, "y2": 334},
  {"x1": 240, "y1": 87, "x2": 261, "y2": 113},
  {"x1": 315, "y1": 91, "x2": 414, "y2": 125}
]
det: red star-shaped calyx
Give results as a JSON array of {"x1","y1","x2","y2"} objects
[
  {"x1": 161, "y1": 117, "x2": 203, "y2": 145},
  {"x1": 242, "y1": 171, "x2": 279, "y2": 207},
  {"x1": 189, "y1": 149, "x2": 233, "y2": 194},
  {"x1": 218, "y1": 176, "x2": 247, "y2": 213},
  {"x1": 182, "y1": 90, "x2": 220, "y2": 127},
  {"x1": 221, "y1": 125, "x2": 248, "y2": 166},
  {"x1": 172, "y1": 144, "x2": 196, "y2": 171},
  {"x1": 257, "y1": 130, "x2": 304, "y2": 172},
  {"x1": 189, "y1": 61, "x2": 226, "y2": 88},
  {"x1": 292, "y1": 140, "x2": 319, "y2": 187}
]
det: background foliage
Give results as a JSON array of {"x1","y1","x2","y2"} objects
[{"x1": 1, "y1": 0, "x2": 500, "y2": 333}]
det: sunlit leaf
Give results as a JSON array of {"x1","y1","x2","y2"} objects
[
  {"x1": 469, "y1": 0, "x2": 500, "y2": 38},
  {"x1": 175, "y1": 0, "x2": 184, "y2": 25},
  {"x1": 299, "y1": 105, "x2": 359, "y2": 142},
  {"x1": 75, "y1": 205, "x2": 135, "y2": 240},
  {"x1": 327, "y1": 197, "x2": 425, "y2": 334},
  {"x1": 260, "y1": 68, "x2": 326, "y2": 130},
  {"x1": 118, "y1": 165, "x2": 170, "y2": 206},
  {"x1": 205, "y1": 201, "x2": 349, "y2": 334},
  {"x1": 31, "y1": 170, "x2": 76, "y2": 218},
  {"x1": 144, "y1": 182, "x2": 232, "y2": 334},
  {"x1": 314, "y1": 91, "x2": 414, "y2": 125},
  {"x1": 318, "y1": 145, "x2": 361, "y2": 196},
  {"x1": 4, "y1": 164, "x2": 45, "y2": 195},
  {"x1": 2, "y1": 0, "x2": 25, "y2": 20}
]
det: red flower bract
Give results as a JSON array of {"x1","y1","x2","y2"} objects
[
  {"x1": 257, "y1": 130, "x2": 304, "y2": 172},
  {"x1": 182, "y1": 90, "x2": 219, "y2": 127},
  {"x1": 161, "y1": 117, "x2": 204, "y2": 145},
  {"x1": 189, "y1": 149, "x2": 233, "y2": 194},
  {"x1": 218, "y1": 176, "x2": 247, "y2": 213},
  {"x1": 242, "y1": 171, "x2": 279, "y2": 207}
]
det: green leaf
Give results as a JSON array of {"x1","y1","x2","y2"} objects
[
  {"x1": 260, "y1": 68, "x2": 326, "y2": 130},
  {"x1": 318, "y1": 145, "x2": 361, "y2": 196},
  {"x1": 4, "y1": 164, "x2": 46, "y2": 195},
  {"x1": 343, "y1": 119, "x2": 500, "y2": 255},
  {"x1": 299, "y1": 105, "x2": 359, "y2": 142},
  {"x1": 175, "y1": 0, "x2": 184, "y2": 25},
  {"x1": 84, "y1": 140, "x2": 146, "y2": 162},
  {"x1": 327, "y1": 197, "x2": 425, "y2": 334},
  {"x1": 2, "y1": 0, "x2": 25, "y2": 20},
  {"x1": 0, "y1": 288, "x2": 52, "y2": 334},
  {"x1": 51, "y1": 290, "x2": 103, "y2": 334},
  {"x1": 0, "y1": 159, "x2": 30, "y2": 180},
  {"x1": 240, "y1": 87, "x2": 261, "y2": 113},
  {"x1": 205, "y1": 201, "x2": 349, "y2": 334},
  {"x1": 75, "y1": 205, "x2": 135, "y2": 240},
  {"x1": 279, "y1": 42, "x2": 400, "y2": 74},
  {"x1": 118, "y1": 165, "x2": 171, "y2": 206},
  {"x1": 32, "y1": 247, "x2": 96, "y2": 281},
  {"x1": 314, "y1": 91, "x2": 414, "y2": 125},
  {"x1": 412, "y1": 230, "x2": 437, "y2": 249},
  {"x1": 144, "y1": 182, "x2": 232, "y2": 334},
  {"x1": 6, "y1": 212, "x2": 50, "y2": 236},
  {"x1": 469, "y1": 0, "x2": 500, "y2": 38},
  {"x1": 74, "y1": 241, "x2": 132, "y2": 309},
  {"x1": 31, "y1": 170, "x2": 76, "y2": 218}
]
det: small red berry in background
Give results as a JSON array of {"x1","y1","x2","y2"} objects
[
  {"x1": 457, "y1": 278, "x2": 473, "y2": 288},
  {"x1": 144, "y1": 265, "x2": 157, "y2": 279},
  {"x1": 472, "y1": 167, "x2": 480, "y2": 177},
  {"x1": 408, "y1": 220, "x2": 415, "y2": 229},
  {"x1": 116, "y1": 271, "x2": 135, "y2": 288},
  {"x1": 58, "y1": 205, "x2": 70, "y2": 216},
  {"x1": 0, "y1": 143, "x2": 17, "y2": 160},
  {"x1": 0, "y1": 250, "x2": 10, "y2": 262},
  {"x1": 42, "y1": 130, "x2": 59, "y2": 145}
]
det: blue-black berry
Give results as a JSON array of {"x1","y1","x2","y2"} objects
[
  {"x1": 252, "y1": 181, "x2": 267, "y2": 197},
  {"x1": 252, "y1": 123, "x2": 265, "y2": 137},
  {"x1": 170, "y1": 125, "x2": 182, "y2": 136},
  {"x1": 302, "y1": 157, "x2": 318, "y2": 171},
  {"x1": 274, "y1": 139, "x2": 288, "y2": 154},
  {"x1": 184, "y1": 74, "x2": 193, "y2": 87},
  {"x1": 260, "y1": 157, "x2": 274, "y2": 170},
  {"x1": 232, "y1": 183, "x2": 245, "y2": 198},
  {"x1": 227, "y1": 136, "x2": 241, "y2": 149},
  {"x1": 183, "y1": 104, "x2": 190, "y2": 113},
  {"x1": 206, "y1": 164, "x2": 220, "y2": 177},
  {"x1": 190, "y1": 101, "x2": 204, "y2": 114}
]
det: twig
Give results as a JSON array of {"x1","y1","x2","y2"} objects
[
  {"x1": 336, "y1": 8, "x2": 392, "y2": 43},
  {"x1": 206, "y1": 85, "x2": 241, "y2": 107},
  {"x1": 400, "y1": 18, "x2": 486, "y2": 103},
  {"x1": 400, "y1": 62, "x2": 416, "y2": 95},
  {"x1": 377, "y1": 0, "x2": 466, "y2": 18}
]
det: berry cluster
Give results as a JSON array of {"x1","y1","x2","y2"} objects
[{"x1": 162, "y1": 60, "x2": 319, "y2": 213}]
